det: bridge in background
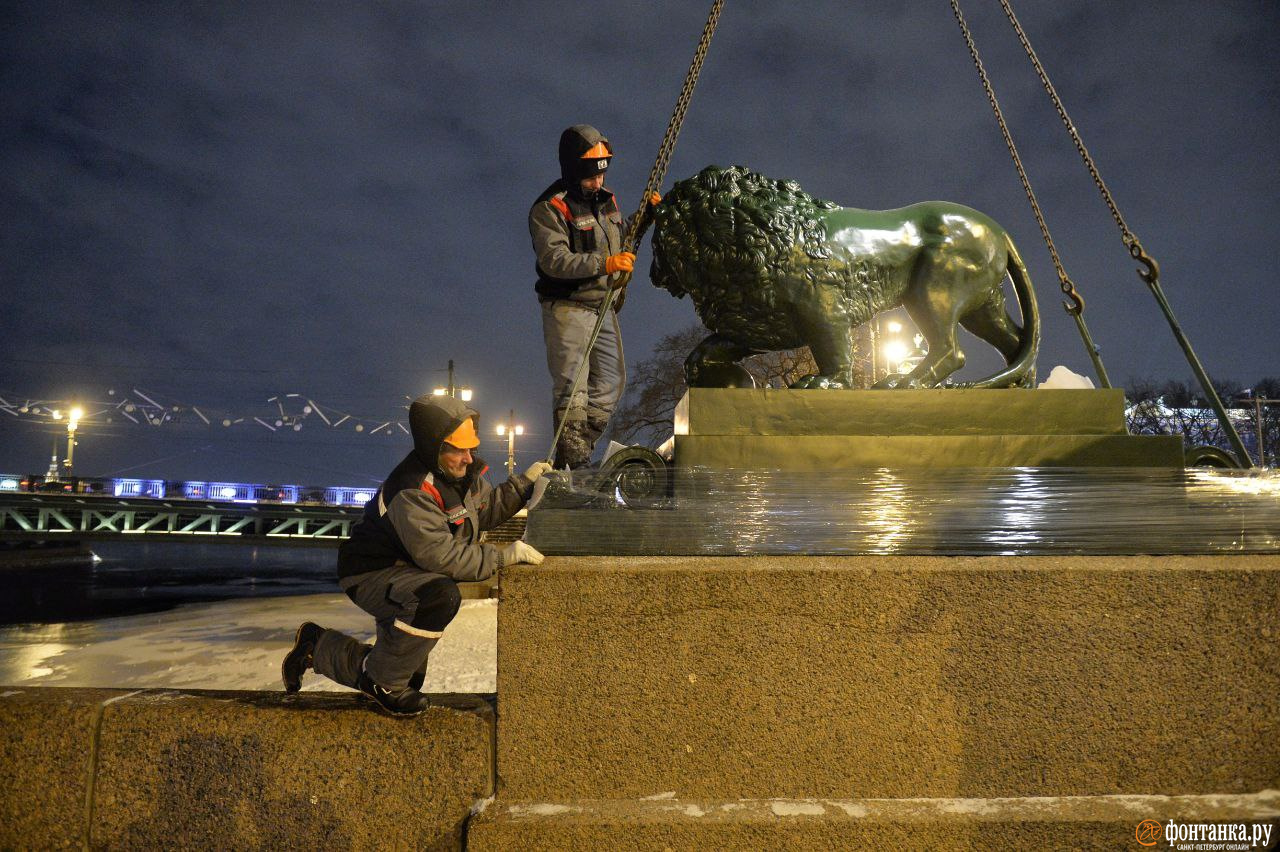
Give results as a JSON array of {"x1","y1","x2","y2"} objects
[
  {"x1": 0, "y1": 492, "x2": 527, "y2": 548},
  {"x1": 0, "y1": 492, "x2": 360, "y2": 548}
]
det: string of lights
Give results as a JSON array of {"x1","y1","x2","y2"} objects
[{"x1": 0, "y1": 388, "x2": 415, "y2": 437}]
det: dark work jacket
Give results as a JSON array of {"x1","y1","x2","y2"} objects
[
  {"x1": 336, "y1": 398, "x2": 534, "y2": 583},
  {"x1": 530, "y1": 180, "x2": 626, "y2": 304}
]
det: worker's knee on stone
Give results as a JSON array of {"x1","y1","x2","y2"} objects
[{"x1": 410, "y1": 576, "x2": 461, "y2": 633}]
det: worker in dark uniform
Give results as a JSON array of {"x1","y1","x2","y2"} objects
[
  {"x1": 281, "y1": 394, "x2": 551, "y2": 716},
  {"x1": 530, "y1": 124, "x2": 659, "y2": 468}
]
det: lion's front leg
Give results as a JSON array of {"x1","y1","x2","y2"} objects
[
  {"x1": 889, "y1": 260, "x2": 970, "y2": 388},
  {"x1": 685, "y1": 333, "x2": 758, "y2": 388},
  {"x1": 789, "y1": 291, "x2": 855, "y2": 389}
]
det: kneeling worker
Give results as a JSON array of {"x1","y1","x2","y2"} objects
[{"x1": 282, "y1": 393, "x2": 551, "y2": 716}]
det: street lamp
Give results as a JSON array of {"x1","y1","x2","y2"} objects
[
  {"x1": 881, "y1": 320, "x2": 908, "y2": 376},
  {"x1": 495, "y1": 410, "x2": 525, "y2": 477},
  {"x1": 433, "y1": 359, "x2": 473, "y2": 401},
  {"x1": 45, "y1": 409, "x2": 62, "y2": 481},
  {"x1": 1238, "y1": 390, "x2": 1279, "y2": 467},
  {"x1": 65, "y1": 406, "x2": 83, "y2": 474},
  {"x1": 882, "y1": 339, "x2": 909, "y2": 375}
]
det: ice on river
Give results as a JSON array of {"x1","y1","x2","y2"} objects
[{"x1": 0, "y1": 594, "x2": 496, "y2": 693}]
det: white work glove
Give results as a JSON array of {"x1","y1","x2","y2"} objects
[
  {"x1": 501, "y1": 540, "x2": 544, "y2": 566},
  {"x1": 523, "y1": 460, "x2": 554, "y2": 482}
]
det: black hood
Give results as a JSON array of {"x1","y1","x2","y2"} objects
[
  {"x1": 408, "y1": 394, "x2": 479, "y2": 473},
  {"x1": 558, "y1": 124, "x2": 612, "y2": 184}
]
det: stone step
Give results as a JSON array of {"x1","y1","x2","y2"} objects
[
  {"x1": 673, "y1": 432, "x2": 1183, "y2": 469},
  {"x1": 468, "y1": 792, "x2": 1280, "y2": 852},
  {"x1": 0, "y1": 687, "x2": 493, "y2": 849},
  {"x1": 675, "y1": 388, "x2": 1129, "y2": 437},
  {"x1": 496, "y1": 555, "x2": 1280, "y2": 802}
]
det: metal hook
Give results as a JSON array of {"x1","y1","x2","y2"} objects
[
  {"x1": 1129, "y1": 242, "x2": 1160, "y2": 285},
  {"x1": 1060, "y1": 282, "x2": 1085, "y2": 316}
]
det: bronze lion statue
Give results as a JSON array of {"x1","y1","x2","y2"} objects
[{"x1": 649, "y1": 165, "x2": 1039, "y2": 389}]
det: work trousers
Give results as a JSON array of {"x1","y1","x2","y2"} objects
[
  {"x1": 312, "y1": 563, "x2": 461, "y2": 692},
  {"x1": 541, "y1": 299, "x2": 625, "y2": 459}
]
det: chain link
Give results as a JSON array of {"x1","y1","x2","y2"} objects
[
  {"x1": 948, "y1": 0, "x2": 1086, "y2": 313},
  {"x1": 546, "y1": 0, "x2": 723, "y2": 460},
  {"x1": 996, "y1": 0, "x2": 1138, "y2": 249},
  {"x1": 623, "y1": 0, "x2": 724, "y2": 253},
  {"x1": 990, "y1": 0, "x2": 1249, "y2": 465}
]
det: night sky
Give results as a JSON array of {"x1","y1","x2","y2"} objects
[{"x1": 2, "y1": 1, "x2": 1278, "y2": 485}]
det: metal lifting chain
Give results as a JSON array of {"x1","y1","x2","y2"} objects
[
  {"x1": 545, "y1": 0, "x2": 724, "y2": 463},
  {"x1": 993, "y1": 0, "x2": 1253, "y2": 468},
  {"x1": 948, "y1": 0, "x2": 1112, "y2": 389},
  {"x1": 996, "y1": 0, "x2": 1139, "y2": 252},
  {"x1": 621, "y1": 0, "x2": 725, "y2": 269}
]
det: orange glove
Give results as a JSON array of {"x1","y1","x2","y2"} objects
[
  {"x1": 605, "y1": 252, "x2": 636, "y2": 275},
  {"x1": 648, "y1": 192, "x2": 662, "y2": 206}
]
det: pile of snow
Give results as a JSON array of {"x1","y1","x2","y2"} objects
[{"x1": 1037, "y1": 365, "x2": 1095, "y2": 389}]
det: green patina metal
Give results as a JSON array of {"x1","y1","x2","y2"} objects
[{"x1": 651, "y1": 165, "x2": 1040, "y2": 390}]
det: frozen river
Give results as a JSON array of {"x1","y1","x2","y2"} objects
[{"x1": 0, "y1": 593, "x2": 497, "y2": 693}]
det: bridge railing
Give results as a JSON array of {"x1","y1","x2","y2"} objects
[{"x1": 0, "y1": 492, "x2": 527, "y2": 548}]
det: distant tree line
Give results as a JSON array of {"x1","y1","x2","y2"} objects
[{"x1": 1124, "y1": 377, "x2": 1279, "y2": 467}]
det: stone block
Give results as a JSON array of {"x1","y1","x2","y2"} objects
[
  {"x1": 668, "y1": 388, "x2": 1181, "y2": 469},
  {"x1": 468, "y1": 792, "x2": 1280, "y2": 852},
  {"x1": 0, "y1": 687, "x2": 115, "y2": 848},
  {"x1": 673, "y1": 433, "x2": 1184, "y2": 469},
  {"x1": 675, "y1": 388, "x2": 1128, "y2": 437},
  {"x1": 90, "y1": 690, "x2": 493, "y2": 849},
  {"x1": 497, "y1": 556, "x2": 1280, "y2": 801}
]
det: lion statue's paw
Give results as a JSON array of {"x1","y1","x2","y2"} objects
[
  {"x1": 872, "y1": 373, "x2": 924, "y2": 390},
  {"x1": 789, "y1": 375, "x2": 848, "y2": 390}
]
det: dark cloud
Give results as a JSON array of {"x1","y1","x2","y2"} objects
[{"x1": 2, "y1": 0, "x2": 1277, "y2": 481}]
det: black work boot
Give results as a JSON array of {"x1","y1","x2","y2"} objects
[
  {"x1": 407, "y1": 669, "x2": 426, "y2": 692},
  {"x1": 585, "y1": 415, "x2": 610, "y2": 449},
  {"x1": 281, "y1": 621, "x2": 323, "y2": 693},
  {"x1": 554, "y1": 420, "x2": 593, "y2": 469},
  {"x1": 357, "y1": 671, "x2": 433, "y2": 717}
]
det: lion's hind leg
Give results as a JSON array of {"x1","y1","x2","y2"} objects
[
  {"x1": 890, "y1": 286, "x2": 967, "y2": 389},
  {"x1": 959, "y1": 296, "x2": 1022, "y2": 365}
]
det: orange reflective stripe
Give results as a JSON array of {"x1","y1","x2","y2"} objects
[
  {"x1": 548, "y1": 195, "x2": 571, "y2": 220},
  {"x1": 580, "y1": 141, "x2": 611, "y2": 159},
  {"x1": 419, "y1": 478, "x2": 444, "y2": 510}
]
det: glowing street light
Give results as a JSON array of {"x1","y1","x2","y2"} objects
[
  {"x1": 880, "y1": 318, "x2": 909, "y2": 376},
  {"x1": 65, "y1": 406, "x2": 84, "y2": 473},
  {"x1": 882, "y1": 339, "x2": 909, "y2": 374},
  {"x1": 495, "y1": 410, "x2": 525, "y2": 477},
  {"x1": 433, "y1": 359, "x2": 473, "y2": 402}
]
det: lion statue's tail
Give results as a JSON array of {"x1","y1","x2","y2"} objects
[{"x1": 967, "y1": 232, "x2": 1040, "y2": 389}]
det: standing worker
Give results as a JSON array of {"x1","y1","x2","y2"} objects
[
  {"x1": 530, "y1": 124, "x2": 659, "y2": 468},
  {"x1": 282, "y1": 393, "x2": 551, "y2": 716}
]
